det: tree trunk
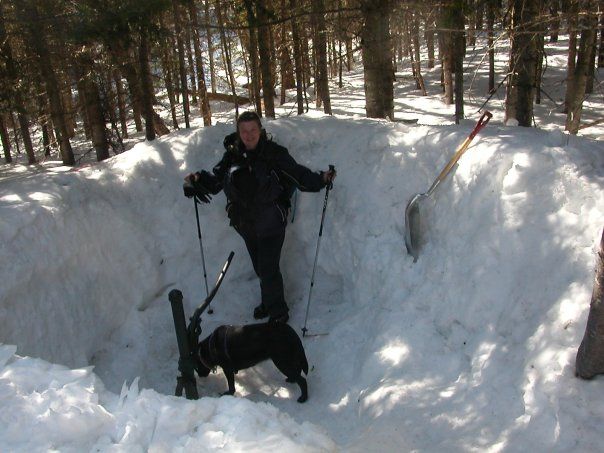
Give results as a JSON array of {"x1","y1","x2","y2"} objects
[
  {"x1": 159, "y1": 20, "x2": 180, "y2": 130},
  {"x1": 564, "y1": 0, "x2": 579, "y2": 113},
  {"x1": 301, "y1": 22, "x2": 311, "y2": 107},
  {"x1": 566, "y1": 1, "x2": 598, "y2": 134},
  {"x1": 80, "y1": 70, "x2": 110, "y2": 160},
  {"x1": 404, "y1": 14, "x2": 415, "y2": 78},
  {"x1": 425, "y1": 15, "x2": 436, "y2": 69},
  {"x1": 505, "y1": 0, "x2": 538, "y2": 127},
  {"x1": 188, "y1": 0, "x2": 212, "y2": 126},
  {"x1": 475, "y1": 0, "x2": 484, "y2": 32},
  {"x1": 79, "y1": 52, "x2": 109, "y2": 162},
  {"x1": 171, "y1": 30, "x2": 181, "y2": 103},
  {"x1": 550, "y1": 0, "x2": 560, "y2": 42},
  {"x1": 441, "y1": 0, "x2": 465, "y2": 119},
  {"x1": 451, "y1": 2, "x2": 465, "y2": 124},
  {"x1": 535, "y1": 3, "x2": 546, "y2": 105},
  {"x1": 102, "y1": 70, "x2": 125, "y2": 154},
  {"x1": 312, "y1": 0, "x2": 332, "y2": 114},
  {"x1": 330, "y1": 32, "x2": 338, "y2": 78},
  {"x1": 346, "y1": 35, "x2": 353, "y2": 71},
  {"x1": 17, "y1": 113, "x2": 38, "y2": 165},
  {"x1": 290, "y1": 0, "x2": 305, "y2": 114},
  {"x1": 0, "y1": 11, "x2": 35, "y2": 163},
  {"x1": 139, "y1": 26, "x2": 156, "y2": 141},
  {"x1": 269, "y1": 20, "x2": 278, "y2": 91},
  {"x1": 360, "y1": 0, "x2": 394, "y2": 119},
  {"x1": 216, "y1": 0, "x2": 239, "y2": 118},
  {"x1": 411, "y1": 12, "x2": 427, "y2": 96},
  {"x1": 173, "y1": 0, "x2": 190, "y2": 128},
  {"x1": 36, "y1": 86, "x2": 55, "y2": 156},
  {"x1": 61, "y1": 80, "x2": 76, "y2": 139},
  {"x1": 586, "y1": 30, "x2": 598, "y2": 94},
  {"x1": 184, "y1": 22, "x2": 197, "y2": 105},
  {"x1": 576, "y1": 227, "x2": 604, "y2": 379},
  {"x1": 311, "y1": 19, "x2": 319, "y2": 109},
  {"x1": 344, "y1": 33, "x2": 354, "y2": 72},
  {"x1": 454, "y1": 63, "x2": 464, "y2": 124},
  {"x1": 0, "y1": 114, "x2": 12, "y2": 163},
  {"x1": 42, "y1": 125, "x2": 52, "y2": 156},
  {"x1": 243, "y1": 0, "x2": 262, "y2": 115},
  {"x1": 9, "y1": 113, "x2": 20, "y2": 155},
  {"x1": 279, "y1": 28, "x2": 287, "y2": 106},
  {"x1": 337, "y1": 0, "x2": 345, "y2": 86},
  {"x1": 598, "y1": 0, "x2": 604, "y2": 68},
  {"x1": 203, "y1": 0, "x2": 217, "y2": 93},
  {"x1": 279, "y1": 0, "x2": 295, "y2": 105},
  {"x1": 14, "y1": 0, "x2": 74, "y2": 165},
  {"x1": 77, "y1": 77, "x2": 92, "y2": 140},
  {"x1": 467, "y1": 0, "x2": 476, "y2": 47},
  {"x1": 439, "y1": 5, "x2": 453, "y2": 104},
  {"x1": 487, "y1": 0, "x2": 496, "y2": 93},
  {"x1": 256, "y1": 0, "x2": 276, "y2": 117},
  {"x1": 338, "y1": 38, "x2": 343, "y2": 87},
  {"x1": 109, "y1": 41, "x2": 144, "y2": 132},
  {"x1": 395, "y1": 22, "x2": 404, "y2": 68},
  {"x1": 17, "y1": 113, "x2": 36, "y2": 164},
  {"x1": 113, "y1": 71, "x2": 129, "y2": 138}
]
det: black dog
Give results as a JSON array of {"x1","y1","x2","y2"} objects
[{"x1": 195, "y1": 322, "x2": 309, "y2": 403}]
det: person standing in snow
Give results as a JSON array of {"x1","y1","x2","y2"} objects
[{"x1": 184, "y1": 111, "x2": 336, "y2": 323}]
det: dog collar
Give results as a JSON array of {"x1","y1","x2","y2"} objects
[
  {"x1": 197, "y1": 346, "x2": 215, "y2": 372},
  {"x1": 208, "y1": 327, "x2": 234, "y2": 369},
  {"x1": 198, "y1": 334, "x2": 217, "y2": 373}
]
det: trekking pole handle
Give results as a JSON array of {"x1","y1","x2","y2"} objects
[
  {"x1": 469, "y1": 111, "x2": 492, "y2": 140},
  {"x1": 326, "y1": 164, "x2": 336, "y2": 190},
  {"x1": 319, "y1": 165, "x2": 335, "y2": 236}
]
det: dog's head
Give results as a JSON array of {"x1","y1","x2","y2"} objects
[{"x1": 195, "y1": 340, "x2": 213, "y2": 377}]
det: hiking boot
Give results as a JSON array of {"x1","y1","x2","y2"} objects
[{"x1": 253, "y1": 304, "x2": 269, "y2": 320}]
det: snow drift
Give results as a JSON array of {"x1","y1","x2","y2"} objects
[{"x1": 1, "y1": 115, "x2": 603, "y2": 450}]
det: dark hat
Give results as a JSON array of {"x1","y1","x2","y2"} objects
[{"x1": 237, "y1": 111, "x2": 262, "y2": 128}]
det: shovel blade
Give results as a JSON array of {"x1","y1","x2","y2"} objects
[{"x1": 404, "y1": 194, "x2": 424, "y2": 262}]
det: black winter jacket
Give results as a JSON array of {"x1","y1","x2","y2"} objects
[{"x1": 198, "y1": 133, "x2": 326, "y2": 237}]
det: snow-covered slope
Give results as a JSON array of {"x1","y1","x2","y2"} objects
[{"x1": 1, "y1": 114, "x2": 603, "y2": 450}]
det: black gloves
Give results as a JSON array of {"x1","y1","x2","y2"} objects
[
  {"x1": 183, "y1": 178, "x2": 212, "y2": 203},
  {"x1": 321, "y1": 165, "x2": 336, "y2": 190}
]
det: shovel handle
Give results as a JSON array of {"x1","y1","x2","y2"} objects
[
  {"x1": 469, "y1": 111, "x2": 492, "y2": 140},
  {"x1": 428, "y1": 111, "x2": 492, "y2": 194}
]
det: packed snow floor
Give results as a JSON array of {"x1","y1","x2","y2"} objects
[{"x1": 1, "y1": 112, "x2": 604, "y2": 451}]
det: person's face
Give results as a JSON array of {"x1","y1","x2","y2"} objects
[{"x1": 238, "y1": 120, "x2": 261, "y2": 150}]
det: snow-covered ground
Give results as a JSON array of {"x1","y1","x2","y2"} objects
[{"x1": 1, "y1": 33, "x2": 604, "y2": 451}]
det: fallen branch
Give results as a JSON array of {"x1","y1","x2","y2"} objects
[{"x1": 207, "y1": 92, "x2": 250, "y2": 105}]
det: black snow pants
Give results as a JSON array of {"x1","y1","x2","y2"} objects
[{"x1": 237, "y1": 225, "x2": 288, "y2": 319}]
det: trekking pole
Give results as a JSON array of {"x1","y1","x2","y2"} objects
[
  {"x1": 193, "y1": 196, "x2": 211, "y2": 313},
  {"x1": 302, "y1": 165, "x2": 335, "y2": 337}
]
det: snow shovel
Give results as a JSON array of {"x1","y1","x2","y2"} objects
[{"x1": 404, "y1": 111, "x2": 492, "y2": 262}]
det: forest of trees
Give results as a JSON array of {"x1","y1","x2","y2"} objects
[{"x1": 0, "y1": 0, "x2": 602, "y2": 166}]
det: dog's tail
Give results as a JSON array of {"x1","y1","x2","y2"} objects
[
  {"x1": 301, "y1": 348, "x2": 309, "y2": 375},
  {"x1": 284, "y1": 323, "x2": 309, "y2": 375}
]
